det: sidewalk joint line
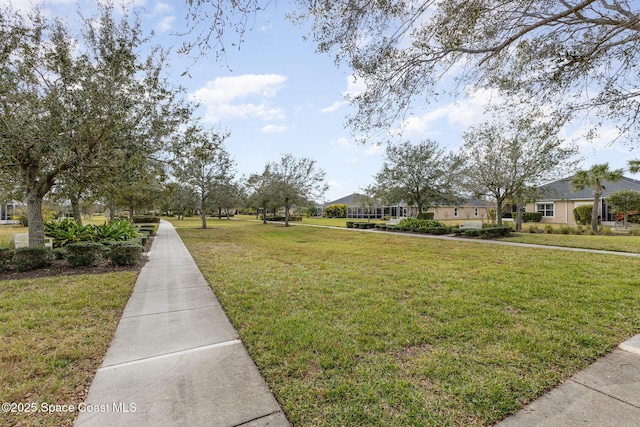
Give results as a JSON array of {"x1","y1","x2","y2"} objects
[
  {"x1": 121, "y1": 304, "x2": 219, "y2": 319},
  {"x1": 569, "y1": 378, "x2": 640, "y2": 410},
  {"x1": 100, "y1": 340, "x2": 242, "y2": 370},
  {"x1": 233, "y1": 410, "x2": 286, "y2": 426}
]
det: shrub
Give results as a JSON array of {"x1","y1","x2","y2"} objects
[
  {"x1": 351, "y1": 222, "x2": 376, "y2": 229},
  {"x1": 422, "y1": 227, "x2": 451, "y2": 235},
  {"x1": 107, "y1": 241, "x2": 144, "y2": 266},
  {"x1": 558, "y1": 225, "x2": 571, "y2": 234},
  {"x1": 45, "y1": 218, "x2": 96, "y2": 247},
  {"x1": 570, "y1": 225, "x2": 585, "y2": 235},
  {"x1": 630, "y1": 228, "x2": 640, "y2": 236},
  {"x1": 602, "y1": 226, "x2": 614, "y2": 236},
  {"x1": 265, "y1": 215, "x2": 301, "y2": 222},
  {"x1": 544, "y1": 224, "x2": 554, "y2": 234},
  {"x1": 574, "y1": 204, "x2": 593, "y2": 225},
  {"x1": 0, "y1": 247, "x2": 14, "y2": 270},
  {"x1": 522, "y1": 212, "x2": 543, "y2": 222},
  {"x1": 527, "y1": 225, "x2": 538, "y2": 233},
  {"x1": 65, "y1": 242, "x2": 104, "y2": 267},
  {"x1": 398, "y1": 218, "x2": 446, "y2": 230},
  {"x1": 132, "y1": 216, "x2": 161, "y2": 223},
  {"x1": 137, "y1": 224, "x2": 157, "y2": 235},
  {"x1": 52, "y1": 247, "x2": 67, "y2": 260},
  {"x1": 324, "y1": 204, "x2": 348, "y2": 218},
  {"x1": 12, "y1": 247, "x2": 53, "y2": 272},
  {"x1": 94, "y1": 219, "x2": 139, "y2": 241},
  {"x1": 478, "y1": 226, "x2": 512, "y2": 239},
  {"x1": 417, "y1": 212, "x2": 435, "y2": 220}
]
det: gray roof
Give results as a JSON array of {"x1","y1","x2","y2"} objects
[
  {"x1": 538, "y1": 176, "x2": 640, "y2": 200},
  {"x1": 324, "y1": 193, "x2": 365, "y2": 206},
  {"x1": 324, "y1": 193, "x2": 488, "y2": 208}
]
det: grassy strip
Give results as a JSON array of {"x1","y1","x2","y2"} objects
[
  {"x1": 175, "y1": 220, "x2": 640, "y2": 426},
  {"x1": 0, "y1": 272, "x2": 138, "y2": 427},
  {"x1": 502, "y1": 232, "x2": 640, "y2": 254}
]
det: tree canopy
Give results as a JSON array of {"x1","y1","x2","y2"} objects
[
  {"x1": 266, "y1": 153, "x2": 327, "y2": 226},
  {"x1": 170, "y1": 125, "x2": 234, "y2": 229},
  {"x1": 606, "y1": 189, "x2": 640, "y2": 228},
  {"x1": 186, "y1": 1, "x2": 640, "y2": 144},
  {"x1": 462, "y1": 110, "x2": 578, "y2": 227},
  {"x1": 0, "y1": 4, "x2": 187, "y2": 245},
  {"x1": 374, "y1": 140, "x2": 463, "y2": 219},
  {"x1": 571, "y1": 163, "x2": 624, "y2": 233}
]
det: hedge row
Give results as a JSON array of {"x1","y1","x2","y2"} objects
[
  {"x1": 1, "y1": 239, "x2": 146, "y2": 272},
  {"x1": 377, "y1": 224, "x2": 453, "y2": 235},
  {"x1": 453, "y1": 226, "x2": 512, "y2": 239},
  {"x1": 346, "y1": 222, "x2": 377, "y2": 229},
  {"x1": 265, "y1": 216, "x2": 302, "y2": 222}
]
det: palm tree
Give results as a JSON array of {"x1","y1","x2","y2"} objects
[{"x1": 571, "y1": 164, "x2": 624, "y2": 234}]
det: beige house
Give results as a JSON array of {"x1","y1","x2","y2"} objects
[
  {"x1": 323, "y1": 193, "x2": 492, "y2": 221},
  {"x1": 526, "y1": 176, "x2": 640, "y2": 224},
  {"x1": 432, "y1": 200, "x2": 491, "y2": 221}
]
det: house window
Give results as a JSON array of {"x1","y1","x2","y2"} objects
[
  {"x1": 474, "y1": 208, "x2": 479, "y2": 217},
  {"x1": 454, "y1": 207, "x2": 458, "y2": 217},
  {"x1": 537, "y1": 203, "x2": 554, "y2": 217}
]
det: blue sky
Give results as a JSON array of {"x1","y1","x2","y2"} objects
[{"x1": 6, "y1": 0, "x2": 640, "y2": 203}]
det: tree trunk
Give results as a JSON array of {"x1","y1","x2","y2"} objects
[
  {"x1": 284, "y1": 198, "x2": 290, "y2": 227},
  {"x1": 496, "y1": 199, "x2": 503, "y2": 227},
  {"x1": 200, "y1": 209, "x2": 207, "y2": 229},
  {"x1": 128, "y1": 198, "x2": 135, "y2": 221},
  {"x1": 262, "y1": 206, "x2": 267, "y2": 224},
  {"x1": 592, "y1": 187, "x2": 602, "y2": 234},
  {"x1": 591, "y1": 197, "x2": 600, "y2": 234},
  {"x1": 515, "y1": 196, "x2": 523, "y2": 232},
  {"x1": 70, "y1": 194, "x2": 83, "y2": 226},
  {"x1": 110, "y1": 202, "x2": 115, "y2": 221},
  {"x1": 25, "y1": 191, "x2": 45, "y2": 247},
  {"x1": 200, "y1": 194, "x2": 207, "y2": 229}
]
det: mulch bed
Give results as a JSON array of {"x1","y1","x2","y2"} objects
[{"x1": 0, "y1": 237, "x2": 152, "y2": 281}]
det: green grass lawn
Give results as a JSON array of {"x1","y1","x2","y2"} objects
[
  {"x1": 174, "y1": 219, "x2": 640, "y2": 426},
  {"x1": 0, "y1": 272, "x2": 138, "y2": 427},
  {"x1": 231, "y1": 214, "x2": 384, "y2": 228},
  {"x1": 503, "y1": 232, "x2": 640, "y2": 253}
]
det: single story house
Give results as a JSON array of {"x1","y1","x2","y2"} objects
[
  {"x1": 0, "y1": 200, "x2": 21, "y2": 225},
  {"x1": 432, "y1": 199, "x2": 492, "y2": 221},
  {"x1": 526, "y1": 176, "x2": 640, "y2": 224},
  {"x1": 322, "y1": 193, "x2": 492, "y2": 221},
  {"x1": 321, "y1": 193, "x2": 411, "y2": 219}
]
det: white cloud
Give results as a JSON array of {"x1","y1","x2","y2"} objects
[
  {"x1": 331, "y1": 137, "x2": 354, "y2": 150},
  {"x1": 321, "y1": 75, "x2": 366, "y2": 113},
  {"x1": 191, "y1": 74, "x2": 288, "y2": 122},
  {"x1": 364, "y1": 144, "x2": 383, "y2": 156},
  {"x1": 261, "y1": 124, "x2": 290, "y2": 133},
  {"x1": 397, "y1": 87, "x2": 503, "y2": 139},
  {"x1": 321, "y1": 101, "x2": 346, "y2": 114},
  {"x1": 153, "y1": 2, "x2": 173, "y2": 15},
  {"x1": 329, "y1": 180, "x2": 343, "y2": 191},
  {"x1": 156, "y1": 15, "x2": 175, "y2": 32}
]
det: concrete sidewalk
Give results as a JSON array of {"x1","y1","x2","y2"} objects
[
  {"x1": 75, "y1": 220, "x2": 289, "y2": 427},
  {"x1": 496, "y1": 336, "x2": 640, "y2": 426}
]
